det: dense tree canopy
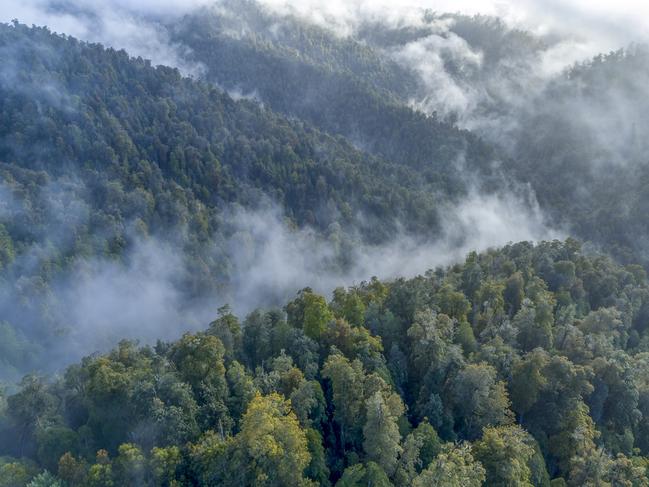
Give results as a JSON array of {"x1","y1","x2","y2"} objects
[
  {"x1": 1, "y1": 240, "x2": 649, "y2": 485},
  {"x1": 2, "y1": 4, "x2": 649, "y2": 486}
]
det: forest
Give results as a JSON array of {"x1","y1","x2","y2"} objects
[
  {"x1": 0, "y1": 21, "x2": 473, "y2": 379},
  {"x1": 4, "y1": 240, "x2": 649, "y2": 486},
  {"x1": 2, "y1": 0, "x2": 649, "y2": 485},
  {"x1": 172, "y1": 1, "x2": 649, "y2": 268}
]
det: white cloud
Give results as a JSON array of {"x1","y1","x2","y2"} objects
[
  {"x1": 2, "y1": 0, "x2": 647, "y2": 79},
  {"x1": 257, "y1": 0, "x2": 649, "y2": 60},
  {"x1": 223, "y1": 186, "x2": 559, "y2": 311}
]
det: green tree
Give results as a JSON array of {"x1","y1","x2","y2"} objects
[
  {"x1": 169, "y1": 333, "x2": 227, "y2": 394},
  {"x1": 474, "y1": 280, "x2": 505, "y2": 335},
  {"x1": 290, "y1": 380, "x2": 326, "y2": 428},
  {"x1": 113, "y1": 443, "x2": 145, "y2": 486},
  {"x1": 363, "y1": 391, "x2": 404, "y2": 476},
  {"x1": 450, "y1": 363, "x2": 512, "y2": 439},
  {"x1": 510, "y1": 348, "x2": 549, "y2": 421},
  {"x1": 472, "y1": 425, "x2": 535, "y2": 487},
  {"x1": 27, "y1": 471, "x2": 63, "y2": 487},
  {"x1": 0, "y1": 461, "x2": 36, "y2": 487},
  {"x1": 331, "y1": 288, "x2": 366, "y2": 327},
  {"x1": 336, "y1": 462, "x2": 393, "y2": 487},
  {"x1": 226, "y1": 361, "x2": 257, "y2": 424},
  {"x1": 36, "y1": 426, "x2": 78, "y2": 472},
  {"x1": 303, "y1": 292, "x2": 334, "y2": 339},
  {"x1": 7, "y1": 375, "x2": 56, "y2": 455},
  {"x1": 188, "y1": 431, "x2": 233, "y2": 486},
  {"x1": 394, "y1": 421, "x2": 441, "y2": 486},
  {"x1": 504, "y1": 271, "x2": 525, "y2": 316},
  {"x1": 322, "y1": 354, "x2": 365, "y2": 449},
  {"x1": 412, "y1": 421, "x2": 441, "y2": 469},
  {"x1": 169, "y1": 333, "x2": 231, "y2": 434},
  {"x1": 435, "y1": 285, "x2": 471, "y2": 323},
  {"x1": 207, "y1": 305, "x2": 242, "y2": 359},
  {"x1": 413, "y1": 443, "x2": 485, "y2": 487},
  {"x1": 609, "y1": 454, "x2": 649, "y2": 487},
  {"x1": 394, "y1": 430, "x2": 423, "y2": 486},
  {"x1": 406, "y1": 309, "x2": 457, "y2": 384},
  {"x1": 58, "y1": 453, "x2": 87, "y2": 487},
  {"x1": 305, "y1": 428, "x2": 330, "y2": 486},
  {"x1": 514, "y1": 296, "x2": 554, "y2": 352},
  {"x1": 567, "y1": 447, "x2": 612, "y2": 487},
  {"x1": 549, "y1": 401, "x2": 600, "y2": 482}
]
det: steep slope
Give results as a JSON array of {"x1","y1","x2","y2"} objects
[
  {"x1": 507, "y1": 47, "x2": 649, "y2": 265},
  {"x1": 171, "y1": 2, "x2": 500, "y2": 183},
  {"x1": 173, "y1": 4, "x2": 649, "y2": 269},
  {"x1": 0, "y1": 21, "x2": 476, "y2": 377},
  {"x1": 0, "y1": 21, "x2": 442, "y2": 241}
]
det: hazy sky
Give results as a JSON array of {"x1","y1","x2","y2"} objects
[{"x1": 3, "y1": 0, "x2": 648, "y2": 45}]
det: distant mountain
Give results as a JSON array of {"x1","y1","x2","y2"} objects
[
  {"x1": 171, "y1": 2, "x2": 500, "y2": 181},
  {"x1": 170, "y1": 3, "x2": 649, "y2": 267},
  {"x1": 507, "y1": 47, "x2": 649, "y2": 265}
]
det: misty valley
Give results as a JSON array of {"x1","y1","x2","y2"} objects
[{"x1": 1, "y1": 1, "x2": 649, "y2": 486}]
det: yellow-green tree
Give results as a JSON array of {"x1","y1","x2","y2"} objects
[
  {"x1": 113, "y1": 443, "x2": 145, "y2": 486},
  {"x1": 86, "y1": 450, "x2": 114, "y2": 487},
  {"x1": 150, "y1": 445, "x2": 181, "y2": 487},
  {"x1": 235, "y1": 393, "x2": 313, "y2": 487}
]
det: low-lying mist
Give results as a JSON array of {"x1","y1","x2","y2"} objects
[{"x1": 0, "y1": 179, "x2": 557, "y2": 381}]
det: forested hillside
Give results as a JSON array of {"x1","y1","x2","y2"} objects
[
  {"x1": 170, "y1": 3, "x2": 649, "y2": 268},
  {"x1": 172, "y1": 2, "x2": 500, "y2": 183},
  {"x1": 3, "y1": 240, "x2": 649, "y2": 486},
  {"x1": 507, "y1": 47, "x2": 649, "y2": 265},
  {"x1": 0, "y1": 21, "x2": 449, "y2": 241},
  {"x1": 0, "y1": 21, "x2": 504, "y2": 379},
  {"x1": 2, "y1": 1, "x2": 649, "y2": 486}
]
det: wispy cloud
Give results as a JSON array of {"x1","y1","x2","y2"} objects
[
  {"x1": 1, "y1": 0, "x2": 208, "y2": 75},
  {"x1": 257, "y1": 0, "x2": 649, "y2": 56}
]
